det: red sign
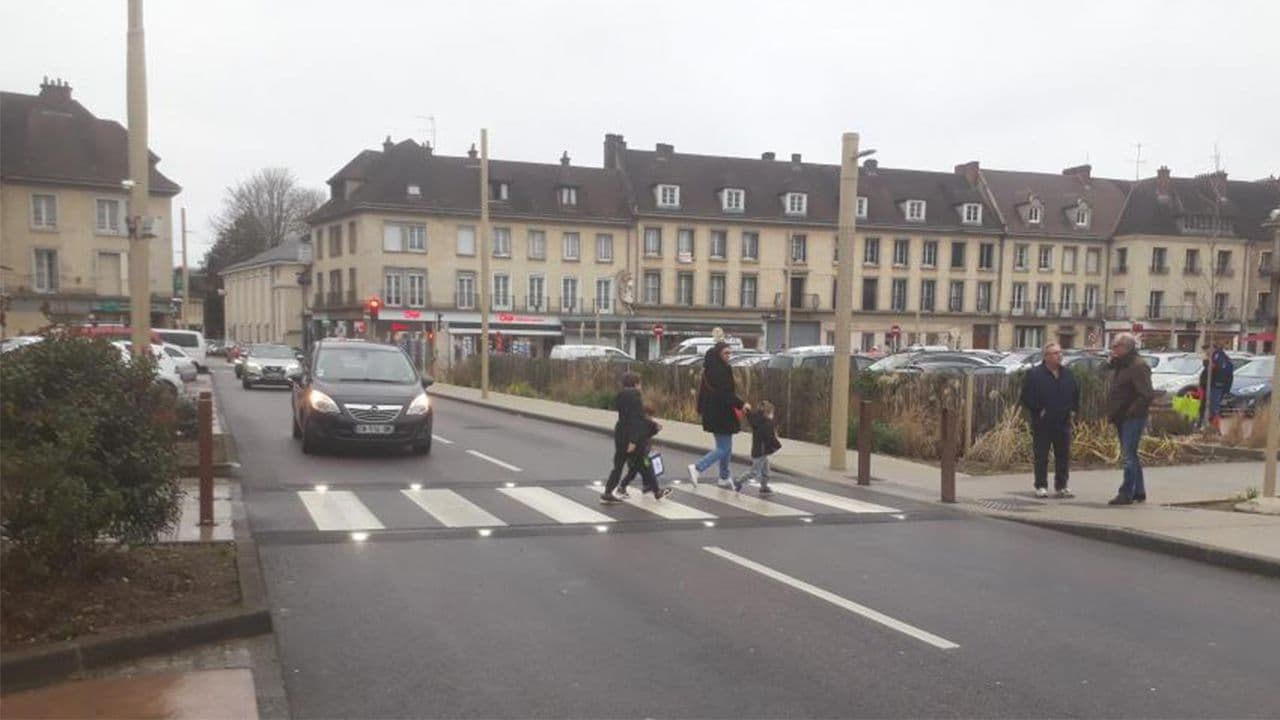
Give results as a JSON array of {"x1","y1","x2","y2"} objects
[
  {"x1": 1131, "y1": 322, "x2": 1144, "y2": 333},
  {"x1": 653, "y1": 323, "x2": 664, "y2": 338},
  {"x1": 390, "y1": 323, "x2": 410, "y2": 332},
  {"x1": 403, "y1": 310, "x2": 422, "y2": 319},
  {"x1": 890, "y1": 324, "x2": 902, "y2": 336}
]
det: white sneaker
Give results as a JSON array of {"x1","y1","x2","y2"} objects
[
  {"x1": 1055, "y1": 487, "x2": 1075, "y2": 498},
  {"x1": 687, "y1": 464, "x2": 700, "y2": 487},
  {"x1": 717, "y1": 479, "x2": 734, "y2": 490},
  {"x1": 1035, "y1": 487, "x2": 1049, "y2": 498}
]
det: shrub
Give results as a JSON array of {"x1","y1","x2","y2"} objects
[
  {"x1": 174, "y1": 397, "x2": 200, "y2": 439},
  {"x1": 1, "y1": 335, "x2": 182, "y2": 578},
  {"x1": 502, "y1": 380, "x2": 540, "y2": 398}
]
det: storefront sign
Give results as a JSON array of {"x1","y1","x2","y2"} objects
[{"x1": 496, "y1": 313, "x2": 556, "y2": 325}]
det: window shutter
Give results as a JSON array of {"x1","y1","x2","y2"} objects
[{"x1": 383, "y1": 224, "x2": 401, "y2": 252}]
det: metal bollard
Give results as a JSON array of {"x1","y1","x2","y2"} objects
[
  {"x1": 857, "y1": 398, "x2": 871, "y2": 486},
  {"x1": 940, "y1": 405, "x2": 957, "y2": 503},
  {"x1": 198, "y1": 390, "x2": 214, "y2": 526}
]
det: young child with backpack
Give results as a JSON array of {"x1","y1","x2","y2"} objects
[
  {"x1": 615, "y1": 404, "x2": 663, "y2": 499},
  {"x1": 602, "y1": 373, "x2": 673, "y2": 503},
  {"x1": 734, "y1": 400, "x2": 781, "y2": 494}
]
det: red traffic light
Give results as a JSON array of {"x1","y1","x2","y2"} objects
[{"x1": 366, "y1": 297, "x2": 382, "y2": 320}]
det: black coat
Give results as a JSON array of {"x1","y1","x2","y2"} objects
[
  {"x1": 697, "y1": 350, "x2": 744, "y2": 435},
  {"x1": 747, "y1": 410, "x2": 782, "y2": 458},
  {"x1": 1019, "y1": 363, "x2": 1080, "y2": 431},
  {"x1": 613, "y1": 387, "x2": 647, "y2": 446}
]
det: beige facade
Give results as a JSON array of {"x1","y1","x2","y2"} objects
[
  {"x1": 998, "y1": 238, "x2": 1109, "y2": 349},
  {"x1": 0, "y1": 182, "x2": 174, "y2": 335},
  {"x1": 221, "y1": 251, "x2": 307, "y2": 347}
]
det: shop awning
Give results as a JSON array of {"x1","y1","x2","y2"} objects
[
  {"x1": 1244, "y1": 332, "x2": 1275, "y2": 343},
  {"x1": 448, "y1": 327, "x2": 563, "y2": 337}
]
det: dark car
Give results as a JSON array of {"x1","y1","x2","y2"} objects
[
  {"x1": 290, "y1": 339, "x2": 435, "y2": 455},
  {"x1": 1222, "y1": 356, "x2": 1274, "y2": 416},
  {"x1": 242, "y1": 344, "x2": 302, "y2": 389}
]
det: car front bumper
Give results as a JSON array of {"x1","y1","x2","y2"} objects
[
  {"x1": 244, "y1": 367, "x2": 295, "y2": 385},
  {"x1": 306, "y1": 410, "x2": 433, "y2": 445}
]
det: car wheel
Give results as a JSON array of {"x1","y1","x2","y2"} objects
[
  {"x1": 242, "y1": 378, "x2": 252, "y2": 390},
  {"x1": 292, "y1": 411, "x2": 302, "y2": 439},
  {"x1": 412, "y1": 435, "x2": 432, "y2": 456},
  {"x1": 301, "y1": 425, "x2": 319, "y2": 455}
]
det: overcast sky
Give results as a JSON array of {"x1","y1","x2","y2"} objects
[{"x1": 3, "y1": 0, "x2": 1277, "y2": 265}]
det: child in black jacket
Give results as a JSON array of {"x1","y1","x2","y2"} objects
[
  {"x1": 617, "y1": 405, "x2": 662, "y2": 498},
  {"x1": 733, "y1": 401, "x2": 781, "y2": 494},
  {"x1": 602, "y1": 373, "x2": 672, "y2": 502}
]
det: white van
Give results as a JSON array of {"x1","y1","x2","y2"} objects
[
  {"x1": 549, "y1": 344, "x2": 635, "y2": 362},
  {"x1": 156, "y1": 329, "x2": 207, "y2": 371},
  {"x1": 662, "y1": 336, "x2": 744, "y2": 363}
]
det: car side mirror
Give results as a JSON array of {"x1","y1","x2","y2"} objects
[{"x1": 421, "y1": 376, "x2": 434, "y2": 389}]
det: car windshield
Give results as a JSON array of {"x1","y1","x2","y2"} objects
[
  {"x1": 316, "y1": 348, "x2": 417, "y2": 383},
  {"x1": 1236, "y1": 356, "x2": 1274, "y2": 378},
  {"x1": 159, "y1": 331, "x2": 200, "y2": 348},
  {"x1": 251, "y1": 345, "x2": 296, "y2": 359},
  {"x1": 868, "y1": 354, "x2": 918, "y2": 371},
  {"x1": 164, "y1": 346, "x2": 184, "y2": 358},
  {"x1": 997, "y1": 351, "x2": 1035, "y2": 368},
  {"x1": 1153, "y1": 356, "x2": 1201, "y2": 374}
]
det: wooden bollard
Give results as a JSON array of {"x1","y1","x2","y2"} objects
[
  {"x1": 940, "y1": 405, "x2": 957, "y2": 503},
  {"x1": 198, "y1": 391, "x2": 214, "y2": 526},
  {"x1": 857, "y1": 398, "x2": 872, "y2": 486}
]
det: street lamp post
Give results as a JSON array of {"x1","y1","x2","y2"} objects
[
  {"x1": 126, "y1": 0, "x2": 150, "y2": 355},
  {"x1": 479, "y1": 129, "x2": 491, "y2": 399},
  {"x1": 829, "y1": 134, "x2": 873, "y2": 471},
  {"x1": 1263, "y1": 208, "x2": 1280, "y2": 497}
]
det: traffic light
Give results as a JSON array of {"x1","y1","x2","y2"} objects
[{"x1": 366, "y1": 297, "x2": 382, "y2": 321}]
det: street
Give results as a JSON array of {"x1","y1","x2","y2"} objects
[{"x1": 215, "y1": 367, "x2": 1280, "y2": 719}]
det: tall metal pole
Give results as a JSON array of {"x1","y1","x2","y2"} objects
[
  {"x1": 829, "y1": 132, "x2": 860, "y2": 471},
  {"x1": 479, "y1": 129, "x2": 491, "y2": 399},
  {"x1": 1263, "y1": 211, "x2": 1280, "y2": 497},
  {"x1": 181, "y1": 207, "x2": 189, "y2": 329},
  {"x1": 783, "y1": 232, "x2": 792, "y2": 351},
  {"x1": 127, "y1": 0, "x2": 150, "y2": 354}
]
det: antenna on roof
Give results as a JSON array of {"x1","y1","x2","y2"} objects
[
  {"x1": 413, "y1": 115, "x2": 437, "y2": 150},
  {"x1": 1211, "y1": 141, "x2": 1223, "y2": 173},
  {"x1": 1130, "y1": 141, "x2": 1147, "y2": 181}
]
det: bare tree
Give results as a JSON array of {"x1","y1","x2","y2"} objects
[{"x1": 211, "y1": 167, "x2": 324, "y2": 252}]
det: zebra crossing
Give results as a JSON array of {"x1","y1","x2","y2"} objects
[{"x1": 279, "y1": 481, "x2": 902, "y2": 537}]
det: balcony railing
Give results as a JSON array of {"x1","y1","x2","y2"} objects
[
  {"x1": 1184, "y1": 266, "x2": 1202, "y2": 276},
  {"x1": 772, "y1": 292, "x2": 821, "y2": 310},
  {"x1": 455, "y1": 292, "x2": 477, "y2": 310},
  {"x1": 1113, "y1": 265, "x2": 1129, "y2": 275},
  {"x1": 1214, "y1": 266, "x2": 1235, "y2": 278},
  {"x1": 1149, "y1": 264, "x2": 1170, "y2": 275},
  {"x1": 1106, "y1": 305, "x2": 1130, "y2": 321},
  {"x1": 1258, "y1": 263, "x2": 1273, "y2": 277}
]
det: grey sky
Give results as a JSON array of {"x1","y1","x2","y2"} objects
[{"x1": 3, "y1": 0, "x2": 1277, "y2": 265}]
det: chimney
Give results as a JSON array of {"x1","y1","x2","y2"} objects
[
  {"x1": 1156, "y1": 165, "x2": 1172, "y2": 197},
  {"x1": 38, "y1": 76, "x2": 73, "y2": 103},
  {"x1": 655, "y1": 142, "x2": 674, "y2": 159},
  {"x1": 1062, "y1": 164, "x2": 1092, "y2": 183},
  {"x1": 761, "y1": 152, "x2": 776, "y2": 161},
  {"x1": 790, "y1": 153, "x2": 803, "y2": 166},
  {"x1": 863, "y1": 158, "x2": 879, "y2": 175},
  {"x1": 467, "y1": 143, "x2": 478, "y2": 159},
  {"x1": 954, "y1": 160, "x2": 978, "y2": 185},
  {"x1": 560, "y1": 151, "x2": 571, "y2": 167},
  {"x1": 383, "y1": 135, "x2": 394, "y2": 152},
  {"x1": 603, "y1": 133, "x2": 627, "y2": 170},
  {"x1": 423, "y1": 141, "x2": 433, "y2": 157}
]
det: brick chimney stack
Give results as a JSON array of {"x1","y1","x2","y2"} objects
[
  {"x1": 1062, "y1": 164, "x2": 1092, "y2": 183},
  {"x1": 467, "y1": 143, "x2": 478, "y2": 159},
  {"x1": 863, "y1": 158, "x2": 879, "y2": 175},
  {"x1": 761, "y1": 152, "x2": 776, "y2": 161},
  {"x1": 560, "y1": 151, "x2": 571, "y2": 167},
  {"x1": 954, "y1": 161, "x2": 979, "y2": 186},
  {"x1": 1156, "y1": 166, "x2": 1172, "y2": 197},
  {"x1": 383, "y1": 135, "x2": 394, "y2": 152},
  {"x1": 39, "y1": 76, "x2": 73, "y2": 103},
  {"x1": 790, "y1": 153, "x2": 803, "y2": 166},
  {"x1": 655, "y1": 143, "x2": 674, "y2": 160},
  {"x1": 603, "y1": 133, "x2": 627, "y2": 170}
]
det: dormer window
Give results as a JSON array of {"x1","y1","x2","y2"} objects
[
  {"x1": 962, "y1": 203, "x2": 983, "y2": 225},
  {"x1": 722, "y1": 188, "x2": 745, "y2": 213},
  {"x1": 559, "y1": 186, "x2": 578, "y2": 207},
  {"x1": 657, "y1": 184, "x2": 680, "y2": 209},
  {"x1": 785, "y1": 192, "x2": 808, "y2": 216},
  {"x1": 906, "y1": 199, "x2": 926, "y2": 222},
  {"x1": 407, "y1": 185, "x2": 421, "y2": 196},
  {"x1": 491, "y1": 182, "x2": 509, "y2": 201},
  {"x1": 1027, "y1": 202, "x2": 1043, "y2": 225},
  {"x1": 856, "y1": 196, "x2": 868, "y2": 219},
  {"x1": 1074, "y1": 201, "x2": 1091, "y2": 228}
]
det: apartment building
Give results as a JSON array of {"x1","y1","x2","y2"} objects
[
  {"x1": 1108, "y1": 167, "x2": 1280, "y2": 350},
  {"x1": 220, "y1": 239, "x2": 310, "y2": 347},
  {"x1": 0, "y1": 79, "x2": 181, "y2": 336}
]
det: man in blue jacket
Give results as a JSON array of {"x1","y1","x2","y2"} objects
[{"x1": 1019, "y1": 342, "x2": 1080, "y2": 498}]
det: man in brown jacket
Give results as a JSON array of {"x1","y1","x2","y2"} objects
[{"x1": 1106, "y1": 333, "x2": 1155, "y2": 505}]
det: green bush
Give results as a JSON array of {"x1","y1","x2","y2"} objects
[
  {"x1": 174, "y1": 396, "x2": 200, "y2": 439},
  {"x1": 1, "y1": 335, "x2": 182, "y2": 578},
  {"x1": 846, "y1": 418, "x2": 904, "y2": 455}
]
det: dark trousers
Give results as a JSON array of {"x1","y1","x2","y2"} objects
[
  {"x1": 605, "y1": 441, "x2": 657, "y2": 496},
  {"x1": 1032, "y1": 425, "x2": 1071, "y2": 490}
]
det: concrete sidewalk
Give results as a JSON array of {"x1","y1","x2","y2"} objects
[{"x1": 431, "y1": 382, "x2": 1280, "y2": 575}]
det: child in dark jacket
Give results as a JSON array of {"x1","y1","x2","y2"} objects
[
  {"x1": 617, "y1": 406, "x2": 662, "y2": 498},
  {"x1": 734, "y1": 401, "x2": 781, "y2": 494},
  {"x1": 602, "y1": 373, "x2": 672, "y2": 502}
]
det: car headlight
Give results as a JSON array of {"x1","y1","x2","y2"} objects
[
  {"x1": 309, "y1": 389, "x2": 340, "y2": 414},
  {"x1": 406, "y1": 392, "x2": 431, "y2": 416},
  {"x1": 246, "y1": 361, "x2": 261, "y2": 373},
  {"x1": 286, "y1": 362, "x2": 300, "y2": 372},
  {"x1": 1236, "y1": 384, "x2": 1267, "y2": 395}
]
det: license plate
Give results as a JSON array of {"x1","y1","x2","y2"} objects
[
  {"x1": 354, "y1": 424, "x2": 394, "y2": 435},
  {"x1": 265, "y1": 368, "x2": 283, "y2": 376}
]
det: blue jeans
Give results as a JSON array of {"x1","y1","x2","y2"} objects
[
  {"x1": 695, "y1": 434, "x2": 733, "y2": 480},
  {"x1": 1208, "y1": 387, "x2": 1224, "y2": 419},
  {"x1": 1117, "y1": 417, "x2": 1146, "y2": 499}
]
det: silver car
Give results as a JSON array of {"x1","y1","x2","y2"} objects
[{"x1": 161, "y1": 342, "x2": 198, "y2": 382}]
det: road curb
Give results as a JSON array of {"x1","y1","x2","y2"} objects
[{"x1": 1001, "y1": 516, "x2": 1280, "y2": 579}]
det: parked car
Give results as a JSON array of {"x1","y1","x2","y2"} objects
[
  {"x1": 0, "y1": 336, "x2": 43, "y2": 354},
  {"x1": 729, "y1": 351, "x2": 772, "y2": 368},
  {"x1": 242, "y1": 344, "x2": 303, "y2": 389},
  {"x1": 161, "y1": 342, "x2": 199, "y2": 382},
  {"x1": 112, "y1": 341, "x2": 184, "y2": 397},
  {"x1": 290, "y1": 339, "x2": 434, "y2": 455},
  {"x1": 1061, "y1": 351, "x2": 1110, "y2": 375},
  {"x1": 996, "y1": 349, "x2": 1043, "y2": 374},
  {"x1": 1144, "y1": 353, "x2": 1204, "y2": 396},
  {"x1": 155, "y1": 329, "x2": 208, "y2": 372},
  {"x1": 907, "y1": 359, "x2": 1004, "y2": 376},
  {"x1": 765, "y1": 346, "x2": 875, "y2": 371},
  {"x1": 659, "y1": 336, "x2": 744, "y2": 363},
  {"x1": 549, "y1": 344, "x2": 635, "y2": 362},
  {"x1": 1222, "y1": 356, "x2": 1275, "y2": 415}
]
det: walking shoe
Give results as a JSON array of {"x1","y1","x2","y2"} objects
[
  {"x1": 687, "y1": 464, "x2": 700, "y2": 487},
  {"x1": 1035, "y1": 487, "x2": 1049, "y2": 498},
  {"x1": 600, "y1": 493, "x2": 622, "y2": 504},
  {"x1": 732, "y1": 477, "x2": 746, "y2": 492},
  {"x1": 655, "y1": 487, "x2": 674, "y2": 500},
  {"x1": 1055, "y1": 487, "x2": 1075, "y2": 498},
  {"x1": 717, "y1": 479, "x2": 735, "y2": 490},
  {"x1": 1107, "y1": 494, "x2": 1134, "y2": 506},
  {"x1": 1133, "y1": 494, "x2": 1147, "y2": 503},
  {"x1": 758, "y1": 485, "x2": 773, "y2": 495},
  {"x1": 616, "y1": 488, "x2": 631, "y2": 499}
]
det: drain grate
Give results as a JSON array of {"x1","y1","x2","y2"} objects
[
  {"x1": 970, "y1": 497, "x2": 1043, "y2": 512},
  {"x1": 462, "y1": 424, "x2": 501, "y2": 430}
]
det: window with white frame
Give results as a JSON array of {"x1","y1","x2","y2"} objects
[
  {"x1": 528, "y1": 230, "x2": 547, "y2": 260},
  {"x1": 979, "y1": 242, "x2": 995, "y2": 270},
  {"x1": 676, "y1": 272, "x2": 694, "y2": 306},
  {"x1": 722, "y1": 188, "x2": 744, "y2": 213},
  {"x1": 977, "y1": 281, "x2": 993, "y2": 312},
  {"x1": 948, "y1": 281, "x2": 965, "y2": 311},
  {"x1": 740, "y1": 275, "x2": 758, "y2": 308},
  {"x1": 741, "y1": 231, "x2": 759, "y2": 260},
  {"x1": 790, "y1": 234, "x2": 808, "y2": 263},
  {"x1": 31, "y1": 194, "x2": 57, "y2": 228},
  {"x1": 785, "y1": 192, "x2": 808, "y2": 216},
  {"x1": 856, "y1": 196, "x2": 868, "y2": 219},
  {"x1": 1084, "y1": 285, "x2": 1099, "y2": 314},
  {"x1": 33, "y1": 248, "x2": 58, "y2": 292},
  {"x1": 920, "y1": 279, "x2": 936, "y2": 311},
  {"x1": 1027, "y1": 202, "x2": 1043, "y2": 225},
  {"x1": 561, "y1": 277, "x2": 580, "y2": 312},
  {"x1": 891, "y1": 279, "x2": 908, "y2": 310},
  {"x1": 709, "y1": 274, "x2": 726, "y2": 306},
  {"x1": 709, "y1": 230, "x2": 727, "y2": 259},
  {"x1": 96, "y1": 198, "x2": 124, "y2": 234},
  {"x1": 1036, "y1": 283, "x2": 1052, "y2": 312},
  {"x1": 384, "y1": 272, "x2": 404, "y2": 306},
  {"x1": 657, "y1": 184, "x2": 680, "y2": 208},
  {"x1": 643, "y1": 271, "x2": 661, "y2": 304},
  {"x1": 1063, "y1": 247, "x2": 1078, "y2": 273},
  {"x1": 1075, "y1": 202, "x2": 1091, "y2": 228},
  {"x1": 492, "y1": 227, "x2": 512, "y2": 257},
  {"x1": 677, "y1": 229, "x2": 694, "y2": 261},
  {"x1": 456, "y1": 273, "x2": 476, "y2": 309},
  {"x1": 1086, "y1": 247, "x2": 1101, "y2": 273},
  {"x1": 863, "y1": 237, "x2": 880, "y2": 266},
  {"x1": 1015, "y1": 326, "x2": 1045, "y2": 348},
  {"x1": 527, "y1": 275, "x2": 546, "y2": 310},
  {"x1": 456, "y1": 226, "x2": 476, "y2": 255},
  {"x1": 595, "y1": 234, "x2": 614, "y2": 262},
  {"x1": 562, "y1": 232, "x2": 581, "y2": 261},
  {"x1": 595, "y1": 278, "x2": 612, "y2": 312},
  {"x1": 893, "y1": 238, "x2": 909, "y2": 266},
  {"x1": 1060, "y1": 284, "x2": 1076, "y2": 314},
  {"x1": 951, "y1": 241, "x2": 966, "y2": 269},
  {"x1": 962, "y1": 203, "x2": 982, "y2": 225},
  {"x1": 1014, "y1": 244, "x2": 1030, "y2": 270},
  {"x1": 906, "y1": 199, "x2": 926, "y2": 222},
  {"x1": 1011, "y1": 282, "x2": 1027, "y2": 311},
  {"x1": 643, "y1": 227, "x2": 662, "y2": 256},
  {"x1": 559, "y1": 186, "x2": 578, "y2": 207},
  {"x1": 922, "y1": 240, "x2": 938, "y2": 268},
  {"x1": 1148, "y1": 290, "x2": 1165, "y2": 318},
  {"x1": 1038, "y1": 245, "x2": 1053, "y2": 270},
  {"x1": 407, "y1": 273, "x2": 426, "y2": 307},
  {"x1": 492, "y1": 274, "x2": 512, "y2": 310},
  {"x1": 491, "y1": 182, "x2": 509, "y2": 201}
]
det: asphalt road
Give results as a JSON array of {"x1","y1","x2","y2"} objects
[{"x1": 213, "y1": 365, "x2": 1280, "y2": 719}]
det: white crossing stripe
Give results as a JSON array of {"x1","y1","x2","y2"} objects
[
  {"x1": 768, "y1": 483, "x2": 900, "y2": 514},
  {"x1": 681, "y1": 484, "x2": 810, "y2": 517},
  {"x1": 500, "y1": 487, "x2": 615, "y2": 524},
  {"x1": 467, "y1": 449, "x2": 523, "y2": 472},
  {"x1": 297, "y1": 491, "x2": 385, "y2": 531},
  {"x1": 402, "y1": 489, "x2": 506, "y2": 528},
  {"x1": 703, "y1": 546, "x2": 960, "y2": 650},
  {"x1": 432, "y1": 434, "x2": 455, "y2": 445},
  {"x1": 587, "y1": 486, "x2": 716, "y2": 520}
]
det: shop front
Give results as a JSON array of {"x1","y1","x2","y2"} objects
[{"x1": 445, "y1": 312, "x2": 563, "y2": 365}]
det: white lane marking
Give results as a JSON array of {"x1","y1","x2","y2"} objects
[
  {"x1": 432, "y1": 434, "x2": 455, "y2": 445},
  {"x1": 768, "y1": 483, "x2": 900, "y2": 514},
  {"x1": 681, "y1": 484, "x2": 810, "y2": 517},
  {"x1": 499, "y1": 487, "x2": 615, "y2": 524},
  {"x1": 467, "y1": 449, "x2": 523, "y2": 472},
  {"x1": 703, "y1": 547, "x2": 960, "y2": 650},
  {"x1": 587, "y1": 486, "x2": 716, "y2": 520},
  {"x1": 402, "y1": 489, "x2": 506, "y2": 528},
  {"x1": 297, "y1": 491, "x2": 385, "y2": 531}
]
